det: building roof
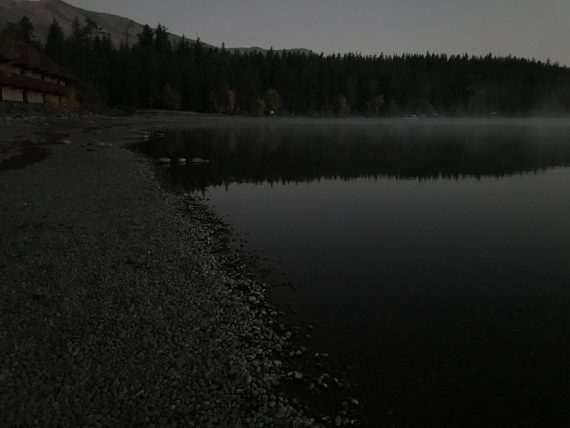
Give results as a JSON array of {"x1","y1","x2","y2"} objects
[{"x1": 7, "y1": 41, "x2": 75, "y2": 82}]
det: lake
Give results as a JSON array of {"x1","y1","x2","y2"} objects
[{"x1": 143, "y1": 119, "x2": 570, "y2": 426}]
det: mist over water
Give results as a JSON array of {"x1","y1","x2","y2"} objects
[
  {"x1": 146, "y1": 118, "x2": 570, "y2": 185},
  {"x1": 144, "y1": 119, "x2": 570, "y2": 426}
]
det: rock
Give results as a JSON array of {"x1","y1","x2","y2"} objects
[
  {"x1": 191, "y1": 158, "x2": 210, "y2": 165},
  {"x1": 175, "y1": 158, "x2": 187, "y2": 165},
  {"x1": 60, "y1": 139, "x2": 72, "y2": 145},
  {"x1": 95, "y1": 142, "x2": 112, "y2": 148},
  {"x1": 1, "y1": 119, "x2": 327, "y2": 428}
]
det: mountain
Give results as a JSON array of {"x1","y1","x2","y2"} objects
[
  {"x1": 0, "y1": 0, "x2": 311, "y2": 55},
  {"x1": 0, "y1": 0, "x2": 197, "y2": 47}
]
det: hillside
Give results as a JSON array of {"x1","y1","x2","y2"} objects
[
  {"x1": 0, "y1": 0, "x2": 196, "y2": 47},
  {"x1": 0, "y1": 0, "x2": 310, "y2": 54}
]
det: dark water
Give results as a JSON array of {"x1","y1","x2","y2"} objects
[{"x1": 143, "y1": 119, "x2": 570, "y2": 427}]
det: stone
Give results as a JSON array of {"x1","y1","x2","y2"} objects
[{"x1": 191, "y1": 158, "x2": 210, "y2": 165}]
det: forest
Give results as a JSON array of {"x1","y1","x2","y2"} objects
[{"x1": 2, "y1": 16, "x2": 570, "y2": 116}]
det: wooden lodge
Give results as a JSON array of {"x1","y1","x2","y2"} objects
[{"x1": 0, "y1": 41, "x2": 77, "y2": 107}]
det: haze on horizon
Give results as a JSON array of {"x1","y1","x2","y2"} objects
[{"x1": 64, "y1": 0, "x2": 570, "y2": 65}]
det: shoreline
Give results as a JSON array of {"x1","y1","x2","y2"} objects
[
  {"x1": 138, "y1": 137, "x2": 366, "y2": 428},
  {"x1": 0, "y1": 113, "x2": 332, "y2": 427},
  {"x1": 8, "y1": 111, "x2": 568, "y2": 426}
]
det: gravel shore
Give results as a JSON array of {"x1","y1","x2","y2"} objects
[{"x1": 0, "y1": 112, "x2": 324, "y2": 427}]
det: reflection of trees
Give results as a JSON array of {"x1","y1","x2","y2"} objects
[
  {"x1": 158, "y1": 131, "x2": 185, "y2": 156},
  {"x1": 141, "y1": 125, "x2": 570, "y2": 190}
]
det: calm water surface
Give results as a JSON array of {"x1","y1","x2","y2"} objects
[{"x1": 144, "y1": 119, "x2": 570, "y2": 426}]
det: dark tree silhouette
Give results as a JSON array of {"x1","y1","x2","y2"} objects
[
  {"x1": 2, "y1": 19, "x2": 570, "y2": 115},
  {"x1": 45, "y1": 19, "x2": 65, "y2": 63}
]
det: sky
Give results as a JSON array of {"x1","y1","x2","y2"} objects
[{"x1": 66, "y1": 0, "x2": 570, "y2": 65}]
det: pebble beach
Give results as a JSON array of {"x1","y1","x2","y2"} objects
[{"x1": 0, "y1": 111, "x2": 330, "y2": 427}]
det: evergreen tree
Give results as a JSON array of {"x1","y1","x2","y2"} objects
[
  {"x1": 159, "y1": 84, "x2": 181, "y2": 110},
  {"x1": 4, "y1": 18, "x2": 569, "y2": 116},
  {"x1": 0, "y1": 30, "x2": 15, "y2": 61},
  {"x1": 19, "y1": 15, "x2": 36, "y2": 46},
  {"x1": 263, "y1": 88, "x2": 281, "y2": 112},
  {"x1": 2, "y1": 16, "x2": 38, "y2": 47},
  {"x1": 45, "y1": 19, "x2": 65, "y2": 63}
]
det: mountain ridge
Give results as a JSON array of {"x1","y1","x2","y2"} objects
[
  {"x1": 0, "y1": 0, "x2": 191, "y2": 47},
  {"x1": 0, "y1": 0, "x2": 311, "y2": 55}
]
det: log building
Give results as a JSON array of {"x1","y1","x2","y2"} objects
[{"x1": 0, "y1": 41, "x2": 77, "y2": 107}]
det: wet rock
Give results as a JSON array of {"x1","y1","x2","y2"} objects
[{"x1": 191, "y1": 157, "x2": 210, "y2": 165}]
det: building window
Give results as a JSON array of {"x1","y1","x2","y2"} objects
[{"x1": 1, "y1": 87, "x2": 25, "y2": 102}]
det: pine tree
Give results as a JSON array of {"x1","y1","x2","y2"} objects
[
  {"x1": 0, "y1": 30, "x2": 16, "y2": 61},
  {"x1": 45, "y1": 19, "x2": 65, "y2": 63},
  {"x1": 3, "y1": 14, "x2": 566, "y2": 115},
  {"x1": 18, "y1": 15, "x2": 36, "y2": 46},
  {"x1": 263, "y1": 88, "x2": 281, "y2": 113}
]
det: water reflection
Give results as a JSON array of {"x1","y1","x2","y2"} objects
[
  {"x1": 140, "y1": 120, "x2": 570, "y2": 425},
  {"x1": 142, "y1": 121, "x2": 570, "y2": 188}
]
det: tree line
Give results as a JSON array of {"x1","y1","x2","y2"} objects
[{"x1": 2, "y1": 16, "x2": 570, "y2": 116}]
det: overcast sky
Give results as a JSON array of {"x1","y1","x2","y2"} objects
[{"x1": 66, "y1": 0, "x2": 570, "y2": 65}]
